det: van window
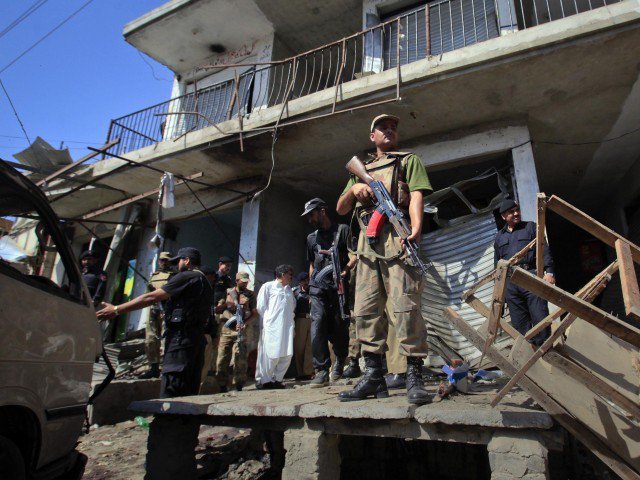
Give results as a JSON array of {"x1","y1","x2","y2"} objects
[{"x1": 0, "y1": 191, "x2": 84, "y2": 303}]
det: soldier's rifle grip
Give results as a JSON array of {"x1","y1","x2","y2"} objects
[{"x1": 345, "y1": 156, "x2": 375, "y2": 185}]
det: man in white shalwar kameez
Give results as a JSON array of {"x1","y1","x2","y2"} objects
[{"x1": 255, "y1": 264, "x2": 296, "y2": 389}]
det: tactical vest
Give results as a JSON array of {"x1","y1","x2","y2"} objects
[
  {"x1": 354, "y1": 152, "x2": 411, "y2": 220},
  {"x1": 148, "y1": 270, "x2": 173, "y2": 291},
  {"x1": 226, "y1": 287, "x2": 254, "y2": 317},
  {"x1": 166, "y1": 269, "x2": 209, "y2": 332}
]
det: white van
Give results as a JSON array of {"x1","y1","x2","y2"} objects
[{"x1": 0, "y1": 160, "x2": 109, "y2": 479}]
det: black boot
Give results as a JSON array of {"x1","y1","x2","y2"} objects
[
  {"x1": 139, "y1": 363, "x2": 160, "y2": 379},
  {"x1": 406, "y1": 357, "x2": 431, "y2": 405},
  {"x1": 338, "y1": 353, "x2": 388, "y2": 401},
  {"x1": 342, "y1": 358, "x2": 362, "y2": 378},
  {"x1": 385, "y1": 373, "x2": 406, "y2": 390}
]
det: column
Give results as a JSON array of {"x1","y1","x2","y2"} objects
[
  {"x1": 238, "y1": 198, "x2": 260, "y2": 290},
  {"x1": 512, "y1": 141, "x2": 540, "y2": 223},
  {"x1": 282, "y1": 426, "x2": 341, "y2": 480},
  {"x1": 487, "y1": 431, "x2": 549, "y2": 480},
  {"x1": 145, "y1": 414, "x2": 200, "y2": 480}
]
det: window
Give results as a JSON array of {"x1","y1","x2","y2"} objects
[{"x1": 0, "y1": 189, "x2": 85, "y2": 304}]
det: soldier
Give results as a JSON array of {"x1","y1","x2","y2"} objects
[
  {"x1": 215, "y1": 272, "x2": 258, "y2": 392},
  {"x1": 80, "y1": 250, "x2": 107, "y2": 307},
  {"x1": 302, "y1": 198, "x2": 353, "y2": 387},
  {"x1": 199, "y1": 265, "x2": 220, "y2": 392},
  {"x1": 208, "y1": 257, "x2": 234, "y2": 370},
  {"x1": 336, "y1": 114, "x2": 432, "y2": 404},
  {"x1": 342, "y1": 254, "x2": 362, "y2": 378},
  {"x1": 292, "y1": 272, "x2": 314, "y2": 380},
  {"x1": 97, "y1": 247, "x2": 212, "y2": 398},
  {"x1": 140, "y1": 251, "x2": 174, "y2": 378},
  {"x1": 494, "y1": 198, "x2": 555, "y2": 346}
]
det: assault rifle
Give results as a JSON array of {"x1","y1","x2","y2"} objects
[
  {"x1": 314, "y1": 245, "x2": 349, "y2": 321},
  {"x1": 223, "y1": 302, "x2": 247, "y2": 354},
  {"x1": 346, "y1": 156, "x2": 431, "y2": 276}
]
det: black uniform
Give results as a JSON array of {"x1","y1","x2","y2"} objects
[
  {"x1": 160, "y1": 269, "x2": 213, "y2": 398},
  {"x1": 293, "y1": 286, "x2": 311, "y2": 317},
  {"x1": 307, "y1": 223, "x2": 350, "y2": 371},
  {"x1": 214, "y1": 273, "x2": 233, "y2": 306},
  {"x1": 494, "y1": 221, "x2": 554, "y2": 346},
  {"x1": 82, "y1": 265, "x2": 107, "y2": 307}
]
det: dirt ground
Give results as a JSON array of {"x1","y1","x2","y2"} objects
[{"x1": 78, "y1": 418, "x2": 274, "y2": 479}]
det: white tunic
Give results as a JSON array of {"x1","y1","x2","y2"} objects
[{"x1": 256, "y1": 279, "x2": 296, "y2": 359}]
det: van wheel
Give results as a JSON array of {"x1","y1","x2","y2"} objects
[{"x1": 0, "y1": 435, "x2": 26, "y2": 480}]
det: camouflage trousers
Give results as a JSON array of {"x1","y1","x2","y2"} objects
[
  {"x1": 349, "y1": 310, "x2": 407, "y2": 372},
  {"x1": 354, "y1": 252, "x2": 428, "y2": 358},
  {"x1": 215, "y1": 326, "x2": 248, "y2": 387},
  {"x1": 145, "y1": 307, "x2": 163, "y2": 364}
]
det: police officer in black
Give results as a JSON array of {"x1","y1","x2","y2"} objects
[
  {"x1": 80, "y1": 250, "x2": 107, "y2": 307},
  {"x1": 494, "y1": 199, "x2": 555, "y2": 346},
  {"x1": 302, "y1": 198, "x2": 353, "y2": 387},
  {"x1": 214, "y1": 256, "x2": 234, "y2": 314},
  {"x1": 97, "y1": 247, "x2": 213, "y2": 398}
]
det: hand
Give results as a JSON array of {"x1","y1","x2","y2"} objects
[
  {"x1": 236, "y1": 322, "x2": 246, "y2": 331},
  {"x1": 351, "y1": 183, "x2": 374, "y2": 203},
  {"x1": 96, "y1": 302, "x2": 117, "y2": 322},
  {"x1": 340, "y1": 270, "x2": 348, "y2": 278},
  {"x1": 401, "y1": 226, "x2": 421, "y2": 247},
  {"x1": 543, "y1": 273, "x2": 556, "y2": 285}
]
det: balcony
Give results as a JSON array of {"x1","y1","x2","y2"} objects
[{"x1": 106, "y1": 0, "x2": 622, "y2": 157}]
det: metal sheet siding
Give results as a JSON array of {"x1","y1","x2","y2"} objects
[{"x1": 420, "y1": 212, "x2": 512, "y2": 366}]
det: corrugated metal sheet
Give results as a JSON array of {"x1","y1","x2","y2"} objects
[{"x1": 420, "y1": 212, "x2": 512, "y2": 366}]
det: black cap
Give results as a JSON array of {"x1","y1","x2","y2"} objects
[
  {"x1": 218, "y1": 256, "x2": 233, "y2": 264},
  {"x1": 499, "y1": 198, "x2": 518, "y2": 214},
  {"x1": 296, "y1": 272, "x2": 309, "y2": 282},
  {"x1": 200, "y1": 265, "x2": 216, "y2": 275},
  {"x1": 301, "y1": 197, "x2": 328, "y2": 216},
  {"x1": 80, "y1": 250, "x2": 96, "y2": 260},
  {"x1": 169, "y1": 247, "x2": 201, "y2": 265}
]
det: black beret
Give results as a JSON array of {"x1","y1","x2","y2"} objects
[{"x1": 499, "y1": 198, "x2": 518, "y2": 214}]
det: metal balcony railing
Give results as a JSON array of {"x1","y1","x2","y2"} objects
[{"x1": 106, "y1": 0, "x2": 620, "y2": 156}]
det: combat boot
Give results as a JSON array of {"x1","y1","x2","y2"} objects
[
  {"x1": 406, "y1": 357, "x2": 432, "y2": 405},
  {"x1": 385, "y1": 373, "x2": 406, "y2": 390},
  {"x1": 338, "y1": 353, "x2": 388, "y2": 401},
  {"x1": 309, "y1": 369, "x2": 329, "y2": 388},
  {"x1": 330, "y1": 357, "x2": 346, "y2": 382},
  {"x1": 342, "y1": 358, "x2": 361, "y2": 378}
]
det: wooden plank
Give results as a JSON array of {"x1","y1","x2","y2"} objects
[
  {"x1": 81, "y1": 172, "x2": 203, "y2": 220},
  {"x1": 545, "y1": 351, "x2": 640, "y2": 421},
  {"x1": 462, "y1": 271, "x2": 497, "y2": 301},
  {"x1": 510, "y1": 267, "x2": 640, "y2": 348},
  {"x1": 536, "y1": 193, "x2": 547, "y2": 278},
  {"x1": 615, "y1": 239, "x2": 640, "y2": 321},
  {"x1": 36, "y1": 138, "x2": 120, "y2": 187},
  {"x1": 511, "y1": 338, "x2": 640, "y2": 474},
  {"x1": 524, "y1": 261, "x2": 618, "y2": 341},
  {"x1": 561, "y1": 320, "x2": 640, "y2": 405},
  {"x1": 546, "y1": 195, "x2": 640, "y2": 264},
  {"x1": 479, "y1": 260, "x2": 509, "y2": 364},
  {"x1": 464, "y1": 294, "x2": 491, "y2": 319},
  {"x1": 444, "y1": 307, "x2": 640, "y2": 480}
]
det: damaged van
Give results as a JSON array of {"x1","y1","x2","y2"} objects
[{"x1": 0, "y1": 160, "x2": 110, "y2": 479}]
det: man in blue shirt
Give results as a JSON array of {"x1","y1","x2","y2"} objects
[{"x1": 494, "y1": 199, "x2": 555, "y2": 346}]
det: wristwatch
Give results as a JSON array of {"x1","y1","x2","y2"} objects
[{"x1": 114, "y1": 305, "x2": 119, "y2": 314}]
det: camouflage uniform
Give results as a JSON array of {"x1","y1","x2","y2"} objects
[
  {"x1": 342, "y1": 152, "x2": 432, "y2": 358},
  {"x1": 215, "y1": 287, "x2": 256, "y2": 388},
  {"x1": 146, "y1": 268, "x2": 173, "y2": 364}
]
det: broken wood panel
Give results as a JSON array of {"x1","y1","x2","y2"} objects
[
  {"x1": 615, "y1": 239, "x2": 640, "y2": 321},
  {"x1": 464, "y1": 294, "x2": 490, "y2": 319},
  {"x1": 511, "y1": 337, "x2": 640, "y2": 472},
  {"x1": 544, "y1": 350, "x2": 640, "y2": 420},
  {"x1": 536, "y1": 193, "x2": 547, "y2": 278},
  {"x1": 546, "y1": 195, "x2": 640, "y2": 263},
  {"x1": 524, "y1": 261, "x2": 617, "y2": 341},
  {"x1": 444, "y1": 307, "x2": 640, "y2": 480},
  {"x1": 510, "y1": 267, "x2": 640, "y2": 348},
  {"x1": 561, "y1": 320, "x2": 640, "y2": 404}
]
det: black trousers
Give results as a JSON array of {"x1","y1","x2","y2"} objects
[
  {"x1": 505, "y1": 281, "x2": 550, "y2": 347},
  {"x1": 160, "y1": 332, "x2": 205, "y2": 398},
  {"x1": 310, "y1": 286, "x2": 349, "y2": 371}
]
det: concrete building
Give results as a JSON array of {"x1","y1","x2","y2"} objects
[{"x1": 44, "y1": 0, "x2": 640, "y2": 346}]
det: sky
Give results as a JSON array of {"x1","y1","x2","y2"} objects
[{"x1": 0, "y1": 0, "x2": 173, "y2": 163}]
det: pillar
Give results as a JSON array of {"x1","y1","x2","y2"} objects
[
  {"x1": 487, "y1": 431, "x2": 549, "y2": 480},
  {"x1": 238, "y1": 198, "x2": 260, "y2": 290},
  {"x1": 512, "y1": 141, "x2": 540, "y2": 223},
  {"x1": 145, "y1": 414, "x2": 200, "y2": 480},
  {"x1": 282, "y1": 426, "x2": 341, "y2": 480}
]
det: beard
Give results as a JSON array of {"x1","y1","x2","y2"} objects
[{"x1": 179, "y1": 263, "x2": 188, "y2": 272}]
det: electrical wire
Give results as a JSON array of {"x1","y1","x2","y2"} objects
[
  {"x1": 0, "y1": 0, "x2": 96, "y2": 75},
  {"x1": 0, "y1": 0, "x2": 49, "y2": 40},
  {"x1": 0, "y1": 78, "x2": 31, "y2": 145},
  {"x1": 0, "y1": 134, "x2": 103, "y2": 144}
]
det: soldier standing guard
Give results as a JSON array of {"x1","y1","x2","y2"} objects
[
  {"x1": 140, "y1": 251, "x2": 174, "y2": 379},
  {"x1": 215, "y1": 272, "x2": 258, "y2": 392},
  {"x1": 80, "y1": 250, "x2": 107, "y2": 307},
  {"x1": 336, "y1": 114, "x2": 433, "y2": 404}
]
